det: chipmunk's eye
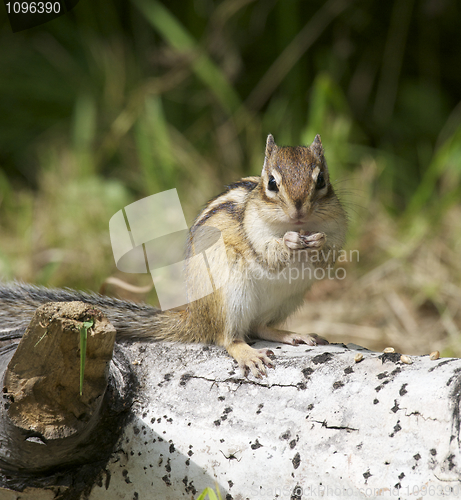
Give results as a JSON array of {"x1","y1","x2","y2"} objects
[
  {"x1": 268, "y1": 175, "x2": 278, "y2": 192},
  {"x1": 316, "y1": 171, "x2": 326, "y2": 190}
]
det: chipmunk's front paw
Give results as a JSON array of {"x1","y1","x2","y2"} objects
[
  {"x1": 283, "y1": 231, "x2": 326, "y2": 250},
  {"x1": 299, "y1": 231, "x2": 326, "y2": 249},
  {"x1": 283, "y1": 231, "x2": 309, "y2": 250}
]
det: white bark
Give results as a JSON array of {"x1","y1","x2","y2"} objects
[
  {"x1": 2, "y1": 338, "x2": 461, "y2": 499},
  {"x1": 85, "y1": 342, "x2": 461, "y2": 499}
]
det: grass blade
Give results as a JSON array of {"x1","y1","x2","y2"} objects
[
  {"x1": 79, "y1": 319, "x2": 94, "y2": 396},
  {"x1": 195, "y1": 486, "x2": 222, "y2": 500},
  {"x1": 131, "y1": 0, "x2": 241, "y2": 115}
]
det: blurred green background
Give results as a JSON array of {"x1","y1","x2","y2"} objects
[{"x1": 0, "y1": 0, "x2": 460, "y2": 356}]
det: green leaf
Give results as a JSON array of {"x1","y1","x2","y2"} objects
[{"x1": 79, "y1": 319, "x2": 94, "y2": 396}]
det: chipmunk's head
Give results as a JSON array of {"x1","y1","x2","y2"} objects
[{"x1": 260, "y1": 134, "x2": 339, "y2": 230}]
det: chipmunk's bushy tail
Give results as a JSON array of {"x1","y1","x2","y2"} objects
[{"x1": 0, "y1": 282, "x2": 195, "y2": 343}]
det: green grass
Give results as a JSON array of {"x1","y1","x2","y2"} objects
[
  {"x1": 79, "y1": 318, "x2": 94, "y2": 396},
  {"x1": 0, "y1": 0, "x2": 460, "y2": 353},
  {"x1": 196, "y1": 486, "x2": 223, "y2": 500}
]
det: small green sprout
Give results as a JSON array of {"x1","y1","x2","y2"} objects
[{"x1": 79, "y1": 319, "x2": 94, "y2": 396}]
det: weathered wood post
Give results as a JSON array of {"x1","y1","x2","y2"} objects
[{"x1": 0, "y1": 302, "x2": 135, "y2": 500}]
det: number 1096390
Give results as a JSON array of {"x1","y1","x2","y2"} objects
[{"x1": 6, "y1": 2, "x2": 61, "y2": 14}]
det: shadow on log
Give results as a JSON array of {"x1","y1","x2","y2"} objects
[{"x1": 1, "y1": 300, "x2": 461, "y2": 499}]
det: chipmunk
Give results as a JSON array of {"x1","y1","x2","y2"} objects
[{"x1": 0, "y1": 135, "x2": 347, "y2": 378}]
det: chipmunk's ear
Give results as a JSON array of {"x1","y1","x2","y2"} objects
[
  {"x1": 265, "y1": 134, "x2": 276, "y2": 158},
  {"x1": 310, "y1": 134, "x2": 324, "y2": 159}
]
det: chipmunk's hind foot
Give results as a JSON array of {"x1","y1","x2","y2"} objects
[
  {"x1": 254, "y1": 326, "x2": 329, "y2": 347},
  {"x1": 288, "y1": 332, "x2": 329, "y2": 346},
  {"x1": 226, "y1": 340, "x2": 275, "y2": 379}
]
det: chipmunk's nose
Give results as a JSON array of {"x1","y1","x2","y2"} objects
[{"x1": 288, "y1": 204, "x2": 306, "y2": 221}]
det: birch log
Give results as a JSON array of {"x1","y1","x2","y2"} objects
[{"x1": 1, "y1": 309, "x2": 461, "y2": 499}]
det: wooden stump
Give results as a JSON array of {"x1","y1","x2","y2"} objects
[{"x1": 0, "y1": 302, "x2": 134, "y2": 499}]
